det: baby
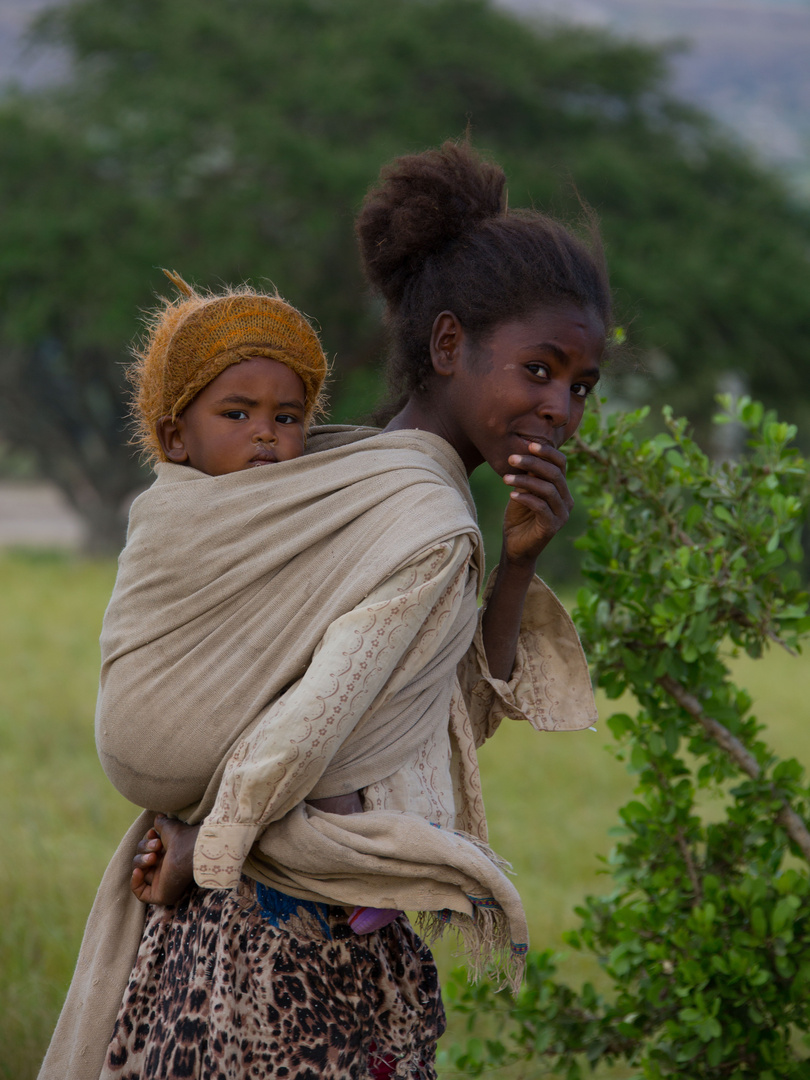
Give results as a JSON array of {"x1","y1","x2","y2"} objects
[{"x1": 128, "y1": 271, "x2": 399, "y2": 934}]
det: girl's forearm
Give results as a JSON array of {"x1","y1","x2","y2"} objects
[{"x1": 480, "y1": 551, "x2": 536, "y2": 682}]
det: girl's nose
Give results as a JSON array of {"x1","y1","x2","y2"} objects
[{"x1": 538, "y1": 387, "x2": 570, "y2": 427}]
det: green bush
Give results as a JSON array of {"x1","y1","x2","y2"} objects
[{"x1": 446, "y1": 398, "x2": 810, "y2": 1078}]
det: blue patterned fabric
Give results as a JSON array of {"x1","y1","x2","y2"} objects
[{"x1": 255, "y1": 881, "x2": 334, "y2": 939}]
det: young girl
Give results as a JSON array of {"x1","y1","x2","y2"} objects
[{"x1": 42, "y1": 140, "x2": 609, "y2": 1080}]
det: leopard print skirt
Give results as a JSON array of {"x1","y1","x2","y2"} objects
[{"x1": 101, "y1": 878, "x2": 445, "y2": 1080}]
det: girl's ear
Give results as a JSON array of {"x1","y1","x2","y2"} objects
[
  {"x1": 429, "y1": 311, "x2": 464, "y2": 377},
  {"x1": 156, "y1": 415, "x2": 189, "y2": 463}
]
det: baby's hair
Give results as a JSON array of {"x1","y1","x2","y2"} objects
[
  {"x1": 128, "y1": 272, "x2": 328, "y2": 464},
  {"x1": 356, "y1": 139, "x2": 612, "y2": 409}
]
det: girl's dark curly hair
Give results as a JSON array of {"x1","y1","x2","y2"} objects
[{"x1": 356, "y1": 140, "x2": 612, "y2": 410}]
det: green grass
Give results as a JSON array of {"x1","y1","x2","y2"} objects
[
  {"x1": 1, "y1": 550, "x2": 809, "y2": 1079},
  {"x1": 0, "y1": 552, "x2": 131, "y2": 1080}
]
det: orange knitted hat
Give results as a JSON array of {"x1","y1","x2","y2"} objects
[{"x1": 130, "y1": 271, "x2": 328, "y2": 463}]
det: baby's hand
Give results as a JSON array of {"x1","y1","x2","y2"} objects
[{"x1": 131, "y1": 813, "x2": 199, "y2": 907}]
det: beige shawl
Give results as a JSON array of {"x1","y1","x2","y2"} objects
[{"x1": 40, "y1": 427, "x2": 596, "y2": 1080}]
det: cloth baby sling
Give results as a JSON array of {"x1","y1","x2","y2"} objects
[{"x1": 43, "y1": 427, "x2": 563, "y2": 1080}]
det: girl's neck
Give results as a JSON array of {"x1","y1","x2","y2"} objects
[
  {"x1": 382, "y1": 397, "x2": 433, "y2": 435},
  {"x1": 383, "y1": 395, "x2": 481, "y2": 476}
]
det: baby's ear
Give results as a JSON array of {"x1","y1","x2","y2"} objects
[{"x1": 156, "y1": 415, "x2": 189, "y2": 463}]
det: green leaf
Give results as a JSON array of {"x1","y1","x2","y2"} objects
[
  {"x1": 664, "y1": 723, "x2": 680, "y2": 754},
  {"x1": 648, "y1": 732, "x2": 666, "y2": 756},
  {"x1": 622, "y1": 800, "x2": 651, "y2": 822},
  {"x1": 607, "y1": 713, "x2": 635, "y2": 738},
  {"x1": 630, "y1": 743, "x2": 648, "y2": 773}
]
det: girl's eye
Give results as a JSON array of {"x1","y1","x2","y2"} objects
[
  {"x1": 572, "y1": 384, "x2": 592, "y2": 399},
  {"x1": 276, "y1": 413, "x2": 299, "y2": 425},
  {"x1": 224, "y1": 410, "x2": 248, "y2": 420},
  {"x1": 526, "y1": 362, "x2": 550, "y2": 378}
]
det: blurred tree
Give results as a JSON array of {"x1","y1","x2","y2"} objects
[{"x1": 0, "y1": 0, "x2": 808, "y2": 551}]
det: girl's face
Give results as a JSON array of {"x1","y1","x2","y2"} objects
[
  {"x1": 157, "y1": 357, "x2": 307, "y2": 475},
  {"x1": 435, "y1": 302, "x2": 605, "y2": 476}
]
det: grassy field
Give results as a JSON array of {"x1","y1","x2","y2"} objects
[{"x1": 1, "y1": 549, "x2": 809, "y2": 1079}]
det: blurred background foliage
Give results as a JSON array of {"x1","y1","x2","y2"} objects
[{"x1": 0, "y1": 0, "x2": 808, "y2": 560}]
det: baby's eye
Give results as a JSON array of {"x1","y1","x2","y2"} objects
[
  {"x1": 223, "y1": 409, "x2": 248, "y2": 420},
  {"x1": 276, "y1": 413, "x2": 301, "y2": 425}
]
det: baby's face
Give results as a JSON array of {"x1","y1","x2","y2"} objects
[{"x1": 160, "y1": 357, "x2": 307, "y2": 475}]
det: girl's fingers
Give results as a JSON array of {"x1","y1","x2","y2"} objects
[
  {"x1": 509, "y1": 491, "x2": 569, "y2": 522},
  {"x1": 135, "y1": 828, "x2": 163, "y2": 853},
  {"x1": 505, "y1": 457, "x2": 572, "y2": 501},
  {"x1": 506, "y1": 462, "x2": 564, "y2": 488},
  {"x1": 505, "y1": 476, "x2": 570, "y2": 515},
  {"x1": 506, "y1": 470, "x2": 569, "y2": 496},
  {"x1": 132, "y1": 851, "x2": 158, "y2": 870},
  {"x1": 507, "y1": 445, "x2": 567, "y2": 474},
  {"x1": 131, "y1": 865, "x2": 154, "y2": 890}
]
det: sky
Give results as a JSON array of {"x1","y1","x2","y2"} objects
[
  {"x1": 1, "y1": 0, "x2": 808, "y2": 183},
  {"x1": 502, "y1": 0, "x2": 810, "y2": 178}
]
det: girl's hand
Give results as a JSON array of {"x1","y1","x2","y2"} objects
[
  {"x1": 131, "y1": 814, "x2": 200, "y2": 907},
  {"x1": 502, "y1": 442, "x2": 574, "y2": 566}
]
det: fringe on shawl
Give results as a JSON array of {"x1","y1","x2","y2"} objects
[
  {"x1": 415, "y1": 906, "x2": 526, "y2": 995},
  {"x1": 415, "y1": 827, "x2": 528, "y2": 994}
]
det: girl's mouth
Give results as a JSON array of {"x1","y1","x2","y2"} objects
[{"x1": 516, "y1": 433, "x2": 555, "y2": 450}]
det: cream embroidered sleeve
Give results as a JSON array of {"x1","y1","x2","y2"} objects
[
  {"x1": 458, "y1": 573, "x2": 599, "y2": 749},
  {"x1": 193, "y1": 536, "x2": 474, "y2": 889}
]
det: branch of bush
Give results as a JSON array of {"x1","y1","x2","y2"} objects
[{"x1": 658, "y1": 672, "x2": 810, "y2": 862}]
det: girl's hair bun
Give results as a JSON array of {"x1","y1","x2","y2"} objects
[
  {"x1": 356, "y1": 140, "x2": 506, "y2": 306},
  {"x1": 356, "y1": 140, "x2": 611, "y2": 414}
]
